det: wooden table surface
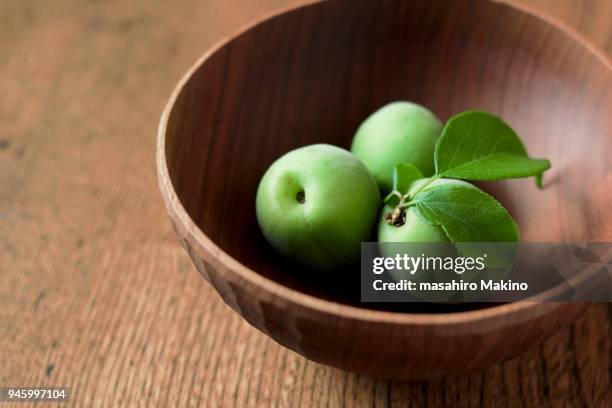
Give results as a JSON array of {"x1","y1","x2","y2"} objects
[{"x1": 1, "y1": 0, "x2": 610, "y2": 406}]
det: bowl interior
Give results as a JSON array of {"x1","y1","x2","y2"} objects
[{"x1": 163, "y1": 0, "x2": 611, "y2": 311}]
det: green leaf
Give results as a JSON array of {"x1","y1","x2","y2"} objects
[
  {"x1": 383, "y1": 163, "x2": 423, "y2": 207},
  {"x1": 392, "y1": 163, "x2": 423, "y2": 194},
  {"x1": 411, "y1": 184, "x2": 519, "y2": 266},
  {"x1": 438, "y1": 153, "x2": 551, "y2": 180},
  {"x1": 434, "y1": 111, "x2": 550, "y2": 183},
  {"x1": 411, "y1": 184, "x2": 519, "y2": 243}
]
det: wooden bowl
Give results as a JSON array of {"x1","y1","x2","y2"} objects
[{"x1": 157, "y1": 0, "x2": 611, "y2": 379}]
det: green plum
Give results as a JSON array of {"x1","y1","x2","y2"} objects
[
  {"x1": 378, "y1": 178, "x2": 476, "y2": 244},
  {"x1": 351, "y1": 101, "x2": 443, "y2": 194},
  {"x1": 256, "y1": 144, "x2": 380, "y2": 270},
  {"x1": 377, "y1": 178, "x2": 477, "y2": 301}
]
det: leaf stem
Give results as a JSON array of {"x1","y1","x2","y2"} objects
[
  {"x1": 390, "y1": 190, "x2": 402, "y2": 201},
  {"x1": 398, "y1": 200, "x2": 417, "y2": 209},
  {"x1": 405, "y1": 174, "x2": 442, "y2": 200}
]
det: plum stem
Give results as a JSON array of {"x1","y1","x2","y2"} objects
[
  {"x1": 383, "y1": 206, "x2": 406, "y2": 226},
  {"x1": 384, "y1": 175, "x2": 441, "y2": 226}
]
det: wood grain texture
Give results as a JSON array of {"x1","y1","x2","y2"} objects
[{"x1": 1, "y1": 0, "x2": 610, "y2": 406}]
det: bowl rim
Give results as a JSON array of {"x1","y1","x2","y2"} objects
[{"x1": 157, "y1": 0, "x2": 610, "y2": 325}]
